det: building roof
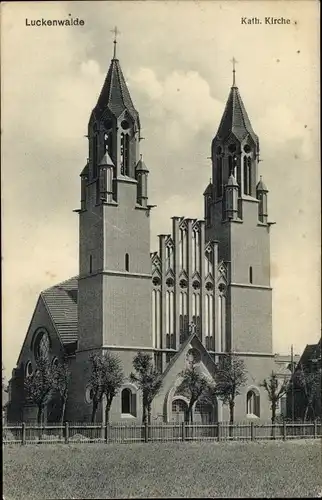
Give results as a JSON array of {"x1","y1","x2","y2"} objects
[
  {"x1": 256, "y1": 176, "x2": 268, "y2": 192},
  {"x1": 41, "y1": 277, "x2": 78, "y2": 346},
  {"x1": 95, "y1": 57, "x2": 139, "y2": 124},
  {"x1": 297, "y1": 342, "x2": 321, "y2": 369},
  {"x1": 215, "y1": 86, "x2": 259, "y2": 148}
]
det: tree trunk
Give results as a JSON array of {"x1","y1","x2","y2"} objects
[
  {"x1": 37, "y1": 405, "x2": 43, "y2": 442},
  {"x1": 91, "y1": 400, "x2": 98, "y2": 423},
  {"x1": 271, "y1": 402, "x2": 277, "y2": 439},
  {"x1": 105, "y1": 400, "x2": 111, "y2": 426},
  {"x1": 229, "y1": 400, "x2": 234, "y2": 438},
  {"x1": 271, "y1": 402, "x2": 276, "y2": 424},
  {"x1": 60, "y1": 398, "x2": 67, "y2": 440}
]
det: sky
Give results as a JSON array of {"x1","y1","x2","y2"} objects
[{"x1": 1, "y1": 0, "x2": 320, "y2": 379}]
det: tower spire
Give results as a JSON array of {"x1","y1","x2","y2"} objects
[
  {"x1": 231, "y1": 57, "x2": 238, "y2": 87},
  {"x1": 110, "y1": 26, "x2": 120, "y2": 59}
]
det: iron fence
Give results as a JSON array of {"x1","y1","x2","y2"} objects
[{"x1": 3, "y1": 420, "x2": 322, "y2": 445}]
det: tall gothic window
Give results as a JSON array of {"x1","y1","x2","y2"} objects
[
  {"x1": 104, "y1": 132, "x2": 113, "y2": 156},
  {"x1": 92, "y1": 135, "x2": 98, "y2": 178},
  {"x1": 247, "y1": 390, "x2": 260, "y2": 417},
  {"x1": 216, "y1": 157, "x2": 223, "y2": 198},
  {"x1": 152, "y1": 289, "x2": 161, "y2": 348},
  {"x1": 243, "y1": 156, "x2": 252, "y2": 195},
  {"x1": 120, "y1": 133, "x2": 130, "y2": 176},
  {"x1": 192, "y1": 293, "x2": 201, "y2": 338},
  {"x1": 218, "y1": 292, "x2": 226, "y2": 352},
  {"x1": 247, "y1": 157, "x2": 252, "y2": 196},
  {"x1": 179, "y1": 292, "x2": 188, "y2": 343}
]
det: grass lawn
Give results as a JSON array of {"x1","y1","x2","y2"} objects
[{"x1": 3, "y1": 440, "x2": 322, "y2": 499}]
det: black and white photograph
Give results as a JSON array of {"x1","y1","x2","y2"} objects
[{"x1": 2, "y1": 0, "x2": 321, "y2": 498}]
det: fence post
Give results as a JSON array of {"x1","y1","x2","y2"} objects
[
  {"x1": 314, "y1": 420, "x2": 317, "y2": 439},
  {"x1": 64, "y1": 421, "x2": 69, "y2": 444},
  {"x1": 283, "y1": 420, "x2": 286, "y2": 441},
  {"x1": 144, "y1": 422, "x2": 148, "y2": 443},
  {"x1": 217, "y1": 422, "x2": 221, "y2": 442},
  {"x1": 181, "y1": 421, "x2": 186, "y2": 442},
  {"x1": 21, "y1": 422, "x2": 26, "y2": 445},
  {"x1": 251, "y1": 422, "x2": 255, "y2": 441},
  {"x1": 105, "y1": 422, "x2": 109, "y2": 444}
]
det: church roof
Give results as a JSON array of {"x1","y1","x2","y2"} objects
[
  {"x1": 99, "y1": 151, "x2": 114, "y2": 167},
  {"x1": 256, "y1": 176, "x2": 268, "y2": 192},
  {"x1": 95, "y1": 57, "x2": 139, "y2": 124},
  {"x1": 41, "y1": 277, "x2": 78, "y2": 346},
  {"x1": 216, "y1": 86, "x2": 259, "y2": 147}
]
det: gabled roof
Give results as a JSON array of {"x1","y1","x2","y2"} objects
[
  {"x1": 161, "y1": 332, "x2": 217, "y2": 380},
  {"x1": 297, "y1": 342, "x2": 321, "y2": 370},
  {"x1": 95, "y1": 58, "x2": 139, "y2": 124},
  {"x1": 215, "y1": 86, "x2": 258, "y2": 147},
  {"x1": 41, "y1": 277, "x2": 78, "y2": 346}
]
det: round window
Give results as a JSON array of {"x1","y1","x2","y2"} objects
[
  {"x1": 121, "y1": 120, "x2": 130, "y2": 130},
  {"x1": 104, "y1": 119, "x2": 113, "y2": 130},
  {"x1": 25, "y1": 361, "x2": 33, "y2": 377},
  {"x1": 218, "y1": 283, "x2": 226, "y2": 294},
  {"x1": 244, "y1": 145, "x2": 251, "y2": 153},
  {"x1": 179, "y1": 279, "x2": 188, "y2": 289},
  {"x1": 166, "y1": 277, "x2": 174, "y2": 287},
  {"x1": 85, "y1": 386, "x2": 94, "y2": 404},
  {"x1": 228, "y1": 144, "x2": 237, "y2": 153},
  {"x1": 152, "y1": 276, "x2": 161, "y2": 286}
]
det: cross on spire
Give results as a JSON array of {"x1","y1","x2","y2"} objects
[
  {"x1": 111, "y1": 26, "x2": 120, "y2": 59},
  {"x1": 231, "y1": 57, "x2": 238, "y2": 87}
]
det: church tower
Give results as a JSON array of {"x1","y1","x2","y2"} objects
[
  {"x1": 71, "y1": 39, "x2": 152, "y2": 420},
  {"x1": 204, "y1": 63, "x2": 273, "y2": 355}
]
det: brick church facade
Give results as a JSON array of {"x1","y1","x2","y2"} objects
[{"x1": 8, "y1": 44, "x2": 291, "y2": 424}]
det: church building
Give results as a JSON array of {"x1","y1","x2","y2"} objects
[{"x1": 8, "y1": 41, "x2": 290, "y2": 424}]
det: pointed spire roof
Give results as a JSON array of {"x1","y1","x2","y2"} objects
[
  {"x1": 203, "y1": 181, "x2": 213, "y2": 196},
  {"x1": 256, "y1": 176, "x2": 268, "y2": 192},
  {"x1": 98, "y1": 151, "x2": 114, "y2": 167},
  {"x1": 136, "y1": 154, "x2": 149, "y2": 173},
  {"x1": 216, "y1": 86, "x2": 258, "y2": 148},
  {"x1": 227, "y1": 174, "x2": 238, "y2": 187},
  {"x1": 95, "y1": 57, "x2": 139, "y2": 124}
]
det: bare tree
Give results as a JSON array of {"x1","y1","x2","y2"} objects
[
  {"x1": 53, "y1": 359, "x2": 70, "y2": 425},
  {"x1": 293, "y1": 364, "x2": 321, "y2": 421},
  {"x1": 176, "y1": 362, "x2": 213, "y2": 423},
  {"x1": 215, "y1": 354, "x2": 247, "y2": 425},
  {"x1": 261, "y1": 371, "x2": 288, "y2": 424},
  {"x1": 24, "y1": 354, "x2": 57, "y2": 425},
  {"x1": 130, "y1": 352, "x2": 163, "y2": 424},
  {"x1": 89, "y1": 351, "x2": 124, "y2": 424}
]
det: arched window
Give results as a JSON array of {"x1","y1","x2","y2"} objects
[
  {"x1": 179, "y1": 292, "x2": 188, "y2": 343},
  {"x1": 249, "y1": 266, "x2": 253, "y2": 284},
  {"x1": 247, "y1": 157, "x2": 252, "y2": 196},
  {"x1": 216, "y1": 157, "x2": 223, "y2": 198},
  {"x1": 205, "y1": 250, "x2": 213, "y2": 276},
  {"x1": 172, "y1": 398, "x2": 188, "y2": 423},
  {"x1": 104, "y1": 132, "x2": 113, "y2": 155},
  {"x1": 121, "y1": 388, "x2": 137, "y2": 416},
  {"x1": 243, "y1": 156, "x2": 248, "y2": 195},
  {"x1": 92, "y1": 135, "x2": 98, "y2": 179},
  {"x1": 120, "y1": 133, "x2": 130, "y2": 176},
  {"x1": 25, "y1": 361, "x2": 33, "y2": 378},
  {"x1": 152, "y1": 289, "x2": 161, "y2": 348},
  {"x1": 36, "y1": 332, "x2": 50, "y2": 360},
  {"x1": 247, "y1": 390, "x2": 260, "y2": 417},
  {"x1": 125, "y1": 253, "x2": 129, "y2": 272}
]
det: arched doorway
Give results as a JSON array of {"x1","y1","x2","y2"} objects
[
  {"x1": 171, "y1": 398, "x2": 188, "y2": 423},
  {"x1": 195, "y1": 399, "x2": 217, "y2": 424}
]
